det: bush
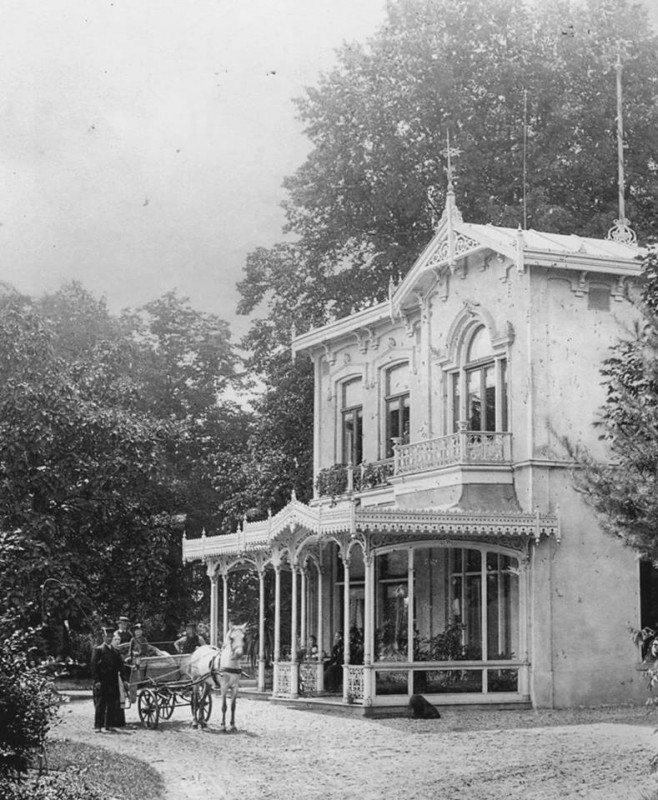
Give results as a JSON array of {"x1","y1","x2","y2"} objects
[
  {"x1": 0, "y1": 773, "x2": 107, "y2": 800},
  {"x1": 0, "y1": 630, "x2": 59, "y2": 780}
]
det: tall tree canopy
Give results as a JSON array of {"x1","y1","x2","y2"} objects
[
  {"x1": 240, "y1": 0, "x2": 658, "y2": 343},
  {"x1": 236, "y1": 0, "x2": 658, "y2": 513}
]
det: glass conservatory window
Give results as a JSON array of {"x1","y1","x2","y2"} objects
[{"x1": 374, "y1": 546, "x2": 520, "y2": 665}]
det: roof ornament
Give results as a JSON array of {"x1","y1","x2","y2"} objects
[
  {"x1": 388, "y1": 274, "x2": 396, "y2": 320},
  {"x1": 440, "y1": 131, "x2": 463, "y2": 271},
  {"x1": 606, "y1": 52, "x2": 637, "y2": 246}
]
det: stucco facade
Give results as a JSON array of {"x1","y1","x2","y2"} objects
[{"x1": 184, "y1": 195, "x2": 645, "y2": 710}]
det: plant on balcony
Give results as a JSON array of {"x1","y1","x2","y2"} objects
[
  {"x1": 357, "y1": 461, "x2": 394, "y2": 491},
  {"x1": 315, "y1": 464, "x2": 348, "y2": 502}
]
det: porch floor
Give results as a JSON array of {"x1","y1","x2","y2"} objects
[{"x1": 238, "y1": 685, "x2": 533, "y2": 718}]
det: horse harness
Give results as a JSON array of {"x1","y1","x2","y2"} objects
[{"x1": 207, "y1": 653, "x2": 241, "y2": 687}]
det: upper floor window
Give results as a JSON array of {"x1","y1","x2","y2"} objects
[
  {"x1": 451, "y1": 326, "x2": 507, "y2": 433},
  {"x1": 384, "y1": 362, "x2": 410, "y2": 458},
  {"x1": 341, "y1": 378, "x2": 363, "y2": 465}
]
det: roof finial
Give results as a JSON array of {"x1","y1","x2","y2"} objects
[
  {"x1": 441, "y1": 130, "x2": 463, "y2": 268},
  {"x1": 443, "y1": 130, "x2": 460, "y2": 190},
  {"x1": 607, "y1": 50, "x2": 636, "y2": 246}
]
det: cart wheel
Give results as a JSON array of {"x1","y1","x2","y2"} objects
[
  {"x1": 158, "y1": 689, "x2": 176, "y2": 720},
  {"x1": 137, "y1": 688, "x2": 160, "y2": 729},
  {"x1": 192, "y1": 683, "x2": 212, "y2": 724}
]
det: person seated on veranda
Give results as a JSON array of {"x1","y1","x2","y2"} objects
[
  {"x1": 174, "y1": 623, "x2": 206, "y2": 654},
  {"x1": 323, "y1": 632, "x2": 344, "y2": 692},
  {"x1": 306, "y1": 635, "x2": 319, "y2": 660}
]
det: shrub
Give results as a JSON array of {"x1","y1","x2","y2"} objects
[
  {"x1": 0, "y1": 772, "x2": 107, "y2": 800},
  {"x1": 0, "y1": 630, "x2": 59, "y2": 781}
]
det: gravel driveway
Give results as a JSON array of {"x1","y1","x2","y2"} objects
[{"x1": 54, "y1": 697, "x2": 658, "y2": 800}]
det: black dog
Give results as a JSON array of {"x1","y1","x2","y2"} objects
[{"x1": 409, "y1": 694, "x2": 441, "y2": 719}]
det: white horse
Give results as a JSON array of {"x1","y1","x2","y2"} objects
[{"x1": 189, "y1": 624, "x2": 247, "y2": 731}]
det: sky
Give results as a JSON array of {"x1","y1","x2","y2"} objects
[
  {"x1": 1, "y1": 0, "x2": 657, "y2": 340},
  {"x1": 0, "y1": 0, "x2": 387, "y2": 337}
]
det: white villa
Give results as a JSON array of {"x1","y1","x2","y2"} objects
[{"x1": 183, "y1": 187, "x2": 648, "y2": 712}]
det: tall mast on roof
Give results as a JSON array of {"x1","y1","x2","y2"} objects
[{"x1": 607, "y1": 52, "x2": 637, "y2": 245}]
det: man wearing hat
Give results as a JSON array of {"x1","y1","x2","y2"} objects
[
  {"x1": 174, "y1": 623, "x2": 206, "y2": 654},
  {"x1": 116, "y1": 616, "x2": 132, "y2": 646},
  {"x1": 128, "y1": 623, "x2": 156, "y2": 666},
  {"x1": 91, "y1": 624, "x2": 124, "y2": 732}
]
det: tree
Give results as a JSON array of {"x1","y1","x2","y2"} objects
[
  {"x1": 237, "y1": 0, "x2": 658, "y2": 512},
  {"x1": 576, "y1": 245, "x2": 658, "y2": 558},
  {"x1": 0, "y1": 286, "x2": 252, "y2": 645},
  {"x1": 0, "y1": 296, "x2": 183, "y2": 640},
  {"x1": 123, "y1": 291, "x2": 252, "y2": 536}
]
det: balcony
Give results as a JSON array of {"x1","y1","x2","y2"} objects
[
  {"x1": 315, "y1": 431, "x2": 512, "y2": 501},
  {"x1": 394, "y1": 430, "x2": 512, "y2": 477}
]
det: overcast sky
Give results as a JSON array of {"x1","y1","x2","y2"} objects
[
  {"x1": 0, "y1": 0, "x2": 386, "y2": 337},
  {"x1": 2, "y1": 1, "x2": 656, "y2": 340}
]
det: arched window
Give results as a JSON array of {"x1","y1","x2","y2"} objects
[
  {"x1": 341, "y1": 378, "x2": 363, "y2": 465},
  {"x1": 450, "y1": 325, "x2": 508, "y2": 433},
  {"x1": 384, "y1": 362, "x2": 410, "y2": 458}
]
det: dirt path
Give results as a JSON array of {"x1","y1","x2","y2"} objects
[{"x1": 54, "y1": 698, "x2": 658, "y2": 800}]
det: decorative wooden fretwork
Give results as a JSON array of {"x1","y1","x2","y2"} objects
[
  {"x1": 346, "y1": 665, "x2": 365, "y2": 703},
  {"x1": 273, "y1": 662, "x2": 294, "y2": 698}
]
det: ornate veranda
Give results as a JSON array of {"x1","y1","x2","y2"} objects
[{"x1": 182, "y1": 497, "x2": 560, "y2": 708}]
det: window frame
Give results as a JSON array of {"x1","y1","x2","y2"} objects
[
  {"x1": 448, "y1": 325, "x2": 508, "y2": 433},
  {"x1": 382, "y1": 362, "x2": 410, "y2": 459},
  {"x1": 340, "y1": 377, "x2": 363, "y2": 465}
]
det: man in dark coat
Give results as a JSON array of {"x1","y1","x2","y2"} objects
[{"x1": 91, "y1": 625, "x2": 124, "y2": 732}]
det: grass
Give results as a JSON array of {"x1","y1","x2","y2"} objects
[{"x1": 41, "y1": 739, "x2": 165, "y2": 800}]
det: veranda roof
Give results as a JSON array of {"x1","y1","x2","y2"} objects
[{"x1": 182, "y1": 498, "x2": 560, "y2": 565}]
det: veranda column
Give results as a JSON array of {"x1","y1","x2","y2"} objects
[
  {"x1": 290, "y1": 564, "x2": 299, "y2": 697},
  {"x1": 222, "y1": 570, "x2": 229, "y2": 638},
  {"x1": 363, "y1": 552, "x2": 374, "y2": 706},
  {"x1": 342, "y1": 552, "x2": 351, "y2": 703},
  {"x1": 317, "y1": 566, "x2": 324, "y2": 691},
  {"x1": 300, "y1": 565, "x2": 307, "y2": 649},
  {"x1": 407, "y1": 548, "x2": 415, "y2": 697},
  {"x1": 257, "y1": 566, "x2": 266, "y2": 692},
  {"x1": 207, "y1": 563, "x2": 219, "y2": 647},
  {"x1": 273, "y1": 563, "x2": 281, "y2": 663}
]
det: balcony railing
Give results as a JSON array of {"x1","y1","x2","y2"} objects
[
  {"x1": 394, "y1": 430, "x2": 512, "y2": 477},
  {"x1": 314, "y1": 432, "x2": 511, "y2": 499}
]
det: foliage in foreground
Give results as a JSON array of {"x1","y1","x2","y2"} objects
[
  {"x1": 0, "y1": 631, "x2": 58, "y2": 781},
  {"x1": 576, "y1": 246, "x2": 658, "y2": 557},
  {"x1": 0, "y1": 739, "x2": 164, "y2": 800}
]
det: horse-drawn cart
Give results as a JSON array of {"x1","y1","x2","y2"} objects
[{"x1": 129, "y1": 652, "x2": 213, "y2": 729}]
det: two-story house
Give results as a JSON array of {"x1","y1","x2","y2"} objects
[{"x1": 183, "y1": 188, "x2": 646, "y2": 712}]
